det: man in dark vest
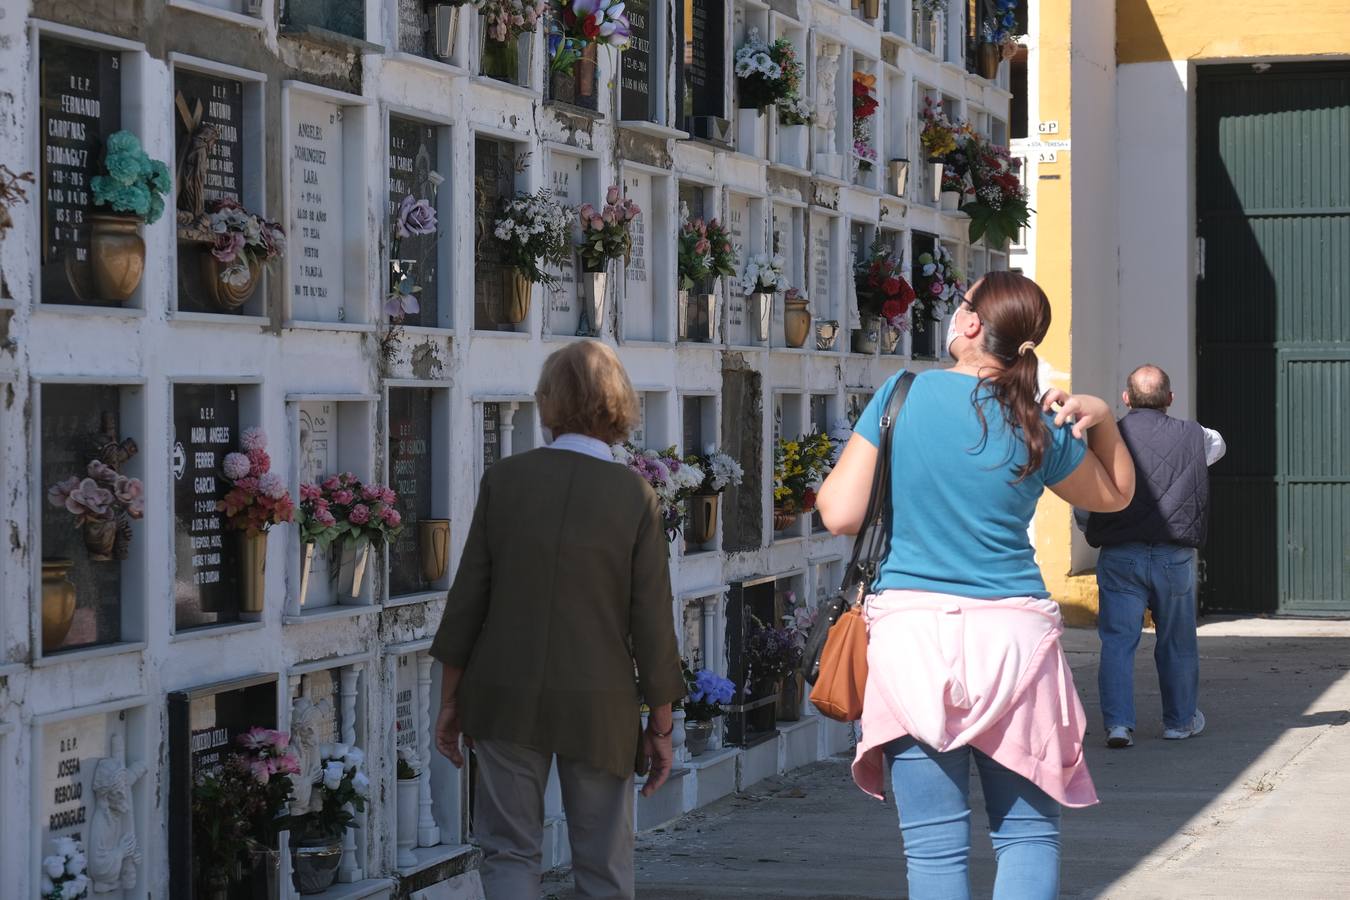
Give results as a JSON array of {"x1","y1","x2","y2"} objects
[{"x1": 1086, "y1": 365, "x2": 1226, "y2": 749}]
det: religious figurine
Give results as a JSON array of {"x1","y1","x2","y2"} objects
[
  {"x1": 88, "y1": 734, "x2": 148, "y2": 893},
  {"x1": 176, "y1": 122, "x2": 219, "y2": 228},
  {"x1": 816, "y1": 42, "x2": 841, "y2": 150},
  {"x1": 288, "y1": 696, "x2": 331, "y2": 816}
]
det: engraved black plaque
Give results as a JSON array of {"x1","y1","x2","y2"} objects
[
  {"x1": 388, "y1": 116, "x2": 440, "y2": 328},
  {"x1": 620, "y1": 0, "x2": 653, "y2": 121},
  {"x1": 388, "y1": 387, "x2": 434, "y2": 596}
]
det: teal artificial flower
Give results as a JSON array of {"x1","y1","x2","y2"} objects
[{"x1": 148, "y1": 159, "x2": 172, "y2": 195}]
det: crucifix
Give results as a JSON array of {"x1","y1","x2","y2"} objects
[{"x1": 174, "y1": 90, "x2": 219, "y2": 231}]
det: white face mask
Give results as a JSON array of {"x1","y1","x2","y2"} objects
[{"x1": 945, "y1": 313, "x2": 962, "y2": 358}]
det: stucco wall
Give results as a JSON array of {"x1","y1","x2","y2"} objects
[{"x1": 1118, "y1": 0, "x2": 1350, "y2": 64}]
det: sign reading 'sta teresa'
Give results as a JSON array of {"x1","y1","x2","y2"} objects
[{"x1": 289, "y1": 94, "x2": 345, "y2": 322}]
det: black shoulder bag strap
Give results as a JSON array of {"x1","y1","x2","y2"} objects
[{"x1": 804, "y1": 371, "x2": 916, "y2": 683}]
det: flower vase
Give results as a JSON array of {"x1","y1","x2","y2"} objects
[
  {"x1": 41, "y1": 559, "x2": 77, "y2": 650},
  {"x1": 778, "y1": 672, "x2": 803, "y2": 722},
  {"x1": 852, "y1": 316, "x2": 882, "y2": 354},
  {"x1": 336, "y1": 538, "x2": 371, "y2": 599},
  {"x1": 737, "y1": 108, "x2": 768, "y2": 158},
  {"x1": 750, "y1": 292, "x2": 773, "y2": 343},
  {"x1": 247, "y1": 847, "x2": 280, "y2": 900},
  {"x1": 498, "y1": 269, "x2": 532, "y2": 324},
  {"x1": 396, "y1": 777, "x2": 420, "y2": 868},
  {"x1": 861, "y1": 0, "x2": 880, "y2": 19},
  {"x1": 419, "y1": 519, "x2": 450, "y2": 582},
  {"x1": 784, "y1": 294, "x2": 811, "y2": 348},
  {"x1": 88, "y1": 213, "x2": 144, "y2": 301},
  {"x1": 776, "y1": 124, "x2": 809, "y2": 169},
  {"x1": 928, "y1": 161, "x2": 946, "y2": 205},
  {"x1": 977, "y1": 41, "x2": 1000, "y2": 80},
  {"x1": 82, "y1": 517, "x2": 118, "y2": 561},
  {"x1": 815, "y1": 319, "x2": 839, "y2": 351},
  {"x1": 237, "y1": 530, "x2": 267, "y2": 614},
  {"x1": 684, "y1": 719, "x2": 712, "y2": 757},
  {"x1": 579, "y1": 269, "x2": 607, "y2": 336},
  {"x1": 298, "y1": 542, "x2": 316, "y2": 606},
  {"x1": 200, "y1": 251, "x2": 260, "y2": 311},
  {"x1": 677, "y1": 289, "x2": 692, "y2": 340},
  {"x1": 773, "y1": 508, "x2": 799, "y2": 531},
  {"x1": 290, "y1": 835, "x2": 343, "y2": 894},
  {"x1": 431, "y1": 3, "x2": 460, "y2": 60},
  {"x1": 688, "y1": 492, "x2": 719, "y2": 545},
  {"x1": 941, "y1": 190, "x2": 961, "y2": 211},
  {"x1": 886, "y1": 159, "x2": 910, "y2": 197},
  {"x1": 699, "y1": 292, "x2": 719, "y2": 342},
  {"x1": 480, "y1": 31, "x2": 525, "y2": 85}
]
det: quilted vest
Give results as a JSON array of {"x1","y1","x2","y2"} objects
[{"x1": 1086, "y1": 409, "x2": 1210, "y2": 549}]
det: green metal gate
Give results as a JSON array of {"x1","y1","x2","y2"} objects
[{"x1": 1197, "y1": 63, "x2": 1350, "y2": 615}]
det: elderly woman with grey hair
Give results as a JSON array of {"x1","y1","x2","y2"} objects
[{"x1": 431, "y1": 339, "x2": 685, "y2": 900}]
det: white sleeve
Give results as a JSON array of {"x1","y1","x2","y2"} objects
[{"x1": 1202, "y1": 426, "x2": 1227, "y2": 466}]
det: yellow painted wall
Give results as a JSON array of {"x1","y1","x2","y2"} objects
[
  {"x1": 1119, "y1": 0, "x2": 1350, "y2": 64},
  {"x1": 1030, "y1": 0, "x2": 1087, "y2": 619}
]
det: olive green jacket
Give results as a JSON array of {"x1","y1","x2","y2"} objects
[{"x1": 429, "y1": 448, "x2": 685, "y2": 779}]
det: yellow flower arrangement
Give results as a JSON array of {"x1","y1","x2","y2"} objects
[{"x1": 773, "y1": 433, "x2": 834, "y2": 512}]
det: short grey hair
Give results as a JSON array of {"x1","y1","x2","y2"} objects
[{"x1": 1127, "y1": 364, "x2": 1171, "y2": 410}]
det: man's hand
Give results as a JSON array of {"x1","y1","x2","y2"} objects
[
  {"x1": 1042, "y1": 389, "x2": 1113, "y2": 439},
  {"x1": 435, "y1": 699, "x2": 471, "y2": 767},
  {"x1": 639, "y1": 728, "x2": 673, "y2": 797}
]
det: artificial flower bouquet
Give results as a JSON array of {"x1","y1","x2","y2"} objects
[
  {"x1": 676, "y1": 212, "x2": 736, "y2": 290},
  {"x1": 548, "y1": 0, "x2": 631, "y2": 74},
  {"x1": 913, "y1": 244, "x2": 964, "y2": 323},
  {"x1": 773, "y1": 433, "x2": 834, "y2": 513},
  {"x1": 289, "y1": 743, "x2": 370, "y2": 841},
  {"x1": 855, "y1": 243, "x2": 917, "y2": 329},
  {"x1": 481, "y1": 0, "x2": 545, "y2": 44},
  {"x1": 682, "y1": 664, "x2": 736, "y2": 722},
  {"x1": 777, "y1": 95, "x2": 813, "y2": 126},
  {"x1": 41, "y1": 837, "x2": 89, "y2": 900},
  {"x1": 746, "y1": 614, "x2": 804, "y2": 689},
  {"x1": 387, "y1": 192, "x2": 440, "y2": 320},
  {"x1": 737, "y1": 252, "x2": 790, "y2": 296},
  {"x1": 218, "y1": 428, "x2": 296, "y2": 535},
  {"x1": 611, "y1": 443, "x2": 706, "y2": 539},
  {"x1": 204, "y1": 198, "x2": 286, "y2": 289},
  {"x1": 960, "y1": 136, "x2": 1032, "y2": 245},
  {"x1": 577, "y1": 185, "x2": 641, "y2": 272},
  {"x1": 684, "y1": 447, "x2": 745, "y2": 495},
  {"x1": 90, "y1": 130, "x2": 170, "y2": 224},
  {"x1": 297, "y1": 472, "x2": 404, "y2": 549},
  {"x1": 734, "y1": 28, "x2": 803, "y2": 111},
  {"x1": 920, "y1": 97, "x2": 960, "y2": 161},
  {"x1": 982, "y1": 0, "x2": 1022, "y2": 51},
  {"x1": 47, "y1": 454, "x2": 145, "y2": 562},
  {"x1": 493, "y1": 189, "x2": 574, "y2": 286}
]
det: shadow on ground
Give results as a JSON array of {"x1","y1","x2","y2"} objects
[{"x1": 541, "y1": 619, "x2": 1350, "y2": 899}]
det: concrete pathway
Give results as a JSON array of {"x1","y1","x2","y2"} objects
[{"x1": 542, "y1": 617, "x2": 1350, "y2": 899}]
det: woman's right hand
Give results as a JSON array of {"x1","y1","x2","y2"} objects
[{"x1": 1042, "y1": 390, "x2": 1113, "y2": 439}]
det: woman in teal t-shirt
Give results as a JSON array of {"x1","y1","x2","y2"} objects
[{"x1": 818, "y1": 272, "x2": 1135, "y2": 900}]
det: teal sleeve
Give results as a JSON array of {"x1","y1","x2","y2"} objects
[
  {"x1": 853, "y1": 372, "x2": 903, "y2": 448},
  {"x1": 1042, "y1": 416, "x2": 1088, "y2": 486}
]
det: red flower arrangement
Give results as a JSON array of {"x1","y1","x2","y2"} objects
[
  {"x1": 218, "y1": 428, "x2": 295, "y2": 535},
  {"x1": 852, "y1": 72, "x2": 879, "y2": 121},
  {"x1": 855, "y1": 246, "x2": 917, "y2": 328}
]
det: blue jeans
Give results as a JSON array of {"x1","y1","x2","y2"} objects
[
  {"x1": 1096, "y1": 542, "x2": 1199, "y2": 731},
  {"x1": 884, "y1": 737, "x2": 1061, "y2": 900}
]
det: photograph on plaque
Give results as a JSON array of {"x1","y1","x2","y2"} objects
[
  {"x1": 388, "y1": 116, "x2": 442, "y2": 329},
  {"x1": 387, "y1": 387, "x2": 436, "y2": 597},
  {"x1": 41, "y1": 709, "x2": 151, "y2": 895},
  {"x1": 38, "y1": 37, "x2": 123, "y2": 306},
  {"x1": 172, "y1": 383, "x2": 241, "y2": 629},
  {"x1": 41, "y1": 384, "x2": 142, "y2": 653},
  {"x1": 174, "y1": 68, "x2": 253, "y2": 315},
  {"x1": 166, "y1": 674, "x2": 278, "y2": 899}
]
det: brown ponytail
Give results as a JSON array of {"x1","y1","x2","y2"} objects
[{"x1": 966, "y1": 272, "x2": 1052, "y2": 482}]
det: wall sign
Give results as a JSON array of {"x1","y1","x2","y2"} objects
[
  {"x1": 39, "y1": 37, "x2": 122, "y2": 306},
  {"x1": 289, "y1": 93, "x2": 345, "y2": 322},
  {"x1": 620, "y1": 0, "x2": 653, "y2": 121},
  {"x1": 810, "y1": 214, "x2": 831, "y2": 315},
  {"x1": 481, "y1": 403, "x2": 501, "y2": 471},
  {"x1": 172, "y1": 383, "x2": 240, "y2": 628},
  {"x1": 388, "y1": 116, "x2": 440, "y2": 328},
  {"x1": 623, "y1": 172, "x2": 653, "y2": 338},
  {"x1": 394, "y1": 654, "x2": 419, "y2": 754},
  {"x1": 388, "y1": 388, "x2": 434, "y2": 597},
  {"x1": 725, "y1": 195, "x2": 749, "y2": 341}
]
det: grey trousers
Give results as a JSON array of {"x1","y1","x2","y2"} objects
[{"x1": 474, "y1": 738, "x2": 635, "y2": 900}]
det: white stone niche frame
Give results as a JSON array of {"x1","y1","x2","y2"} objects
[
  {"x1": 382, "y1": 380, "x2": 453, "y2": 607},
  {"x1": 678, "y1": 390, "x2": 721, "y2": 555},
  {"x1": 29, "y1": 376, "x2": 149, "y2": 665},
  {"x1": 673, "y1": 176, "x2": 722, "y2": 344},
  {"x1": 30, "y1": 696, "x2": 153, "y2": 900},
  {"x1": 281, "y1": 81, "x2": 375, "y2": 330},
  {"x1": 284, "y1": 651, "x2": 376, "y2": 894},
  {"x1": 807, "y1": 205, "x2": 845, "y2": 349},
  {"x1": 768, "y1": 198, "x2": 806, "y2": 351},
  {"x1": 771, "y1": 389, "x2": 810, "y2": 542},
  {"x1": 382, "y1": 104, "x2": 456, "y2": 332},
  {"x1": 26, "y1": 21, "x2": 151, "y2": 315},
  {"x1": 166, "y1": 376, "x2": 265, "y2": 641},
  {"x1": 283, "y1": 392, "x2": 379, "y2": 621},
  {"x1": 167, "y1": 53, "x2": 269, "y2": 324},
  {"x1": 677, "y1": 585, "x2": 729, "y2": 750},
  {"x1": 468, "y1": 128, "x2": 536, "y2": 338},
  {"x1": 542, "y1": 144, "x2": 600, "y2": 340},
  {"x1": 618, "y1": 161, "x2": 676, "y2": 345},
  {"x1": 724, "y1": 190, "x2": 769, "y2": 349},
  {"x1": 472, "y1": 395, "x2": 540, "y2": 484}
]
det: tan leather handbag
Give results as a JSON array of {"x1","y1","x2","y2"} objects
[{"x1": 807, "y1": 372, "x2": 915, "y2": 722}]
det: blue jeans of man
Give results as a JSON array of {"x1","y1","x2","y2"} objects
[
  {"x1": 884, "y1": 737, "x2": 1061, "y2": 900},
  {"x1": 1095, "y1": 542, "x2": 1199, "y2": 731}
]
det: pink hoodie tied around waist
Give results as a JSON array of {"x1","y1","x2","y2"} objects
[{"x1": 851, "y1": 590, "x2": 1099, "y2": 809}]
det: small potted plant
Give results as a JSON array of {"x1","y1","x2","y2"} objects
[
  {"x1": 480, "y1": 0, "x2": 545, "y2": 83},
  {"x1": 682, "y1": 447, "x2": 744, "y2": 545},
  {"x1": 218, "y1": 428, "x2": 295, "y2": 614},
  {"x1": 775, "y1": 95, "x2": 812, "y2": 169},
  {"x1": 88, "y1": 130, "x2": 170, "y2": 302},
  {"x1": 854, "y1": 241, "x2": 917, "y2": 354},
  {"x1": 575, "y1": 185, "x2": 641, "y2": 335},
  {"x1": 201, "y1": 198, "x2": 286, "y2": 312},
  {"x1": 676, "y1": 212, "x2": 735, "y2": 342},
  {"x1": 682, "y1": 664, "x2": 735, "y2": 757},
  {"x1": 783, "y1": 287, "x2": 811, "y2": 348},
  {"x1": 736, "y1": 253, "x2": 789, "y2": 344},
  {"x1": 289, "y1": 744, "x2": 370, "y2": 894},
  {"x1": 47, "y1": 439, "x2": 145, "y2": 564},
  {"x1": 772, "y1": 433, "x2": 834, "y2": 529},
  {"x1": 611, "y1": 443, "x2": 706, "y2": 541},
  {"x1": 734, "y1": 29, "x2": 802, "y2": 157},
  {"x1": 941, "y1": 166, "x2": 967, "y2": 211},
  {"x1": 395, "y1": 746, "x2": 421, "y2": 868},
  {"x1": 920, "y1": 98, "x2": 960, "y2": 204},
  {"x1": 41, "y1": 836, "x2": 90, "y2": 900},
  {"x1": 491, "y1": 188, "x2": 573, "y2": 325}
]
